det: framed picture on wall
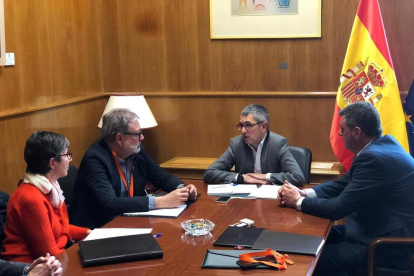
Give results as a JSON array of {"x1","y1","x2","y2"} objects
[
  {"x1": 0, "y1": 0, "x2": 5, "y2": 66},
  {"x1": 210, "y1": 0, "x2": 321, "y2": 39}
]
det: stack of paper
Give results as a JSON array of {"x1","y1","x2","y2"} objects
[
  {"x1": 248, "y1": 185, "x2": 280, "y2": 199},
  {"x1": 207, "y1": 184, "x2": 257, "y2": 196},
  {"x1": 84, "y1": 228, "x2": 153, "y2": 241}
]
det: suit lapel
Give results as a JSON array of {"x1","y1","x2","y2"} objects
[
  {"x1": 243, "y1": 143, "x2": 255, "y2": 173},
  {"x1": 100, "y1": 140, "x2": 122, "y2": 196},
  {"x1": 260, "y1": 132, "x2": 270, "y2": 173}
]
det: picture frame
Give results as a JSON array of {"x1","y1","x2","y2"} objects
[
  {"x1": 210, "y1": 0, "x2": 321, "y2": 39},
  {"x1": 0, "y1": 0, "x2": 5, "y2": 66}
]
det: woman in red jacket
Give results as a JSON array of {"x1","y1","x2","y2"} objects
[{"x1": 1, "y1": 131, "x2": 91, "y2": 262}]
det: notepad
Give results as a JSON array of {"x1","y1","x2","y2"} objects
[
  {"x1": 207, "y1": 184, "x2": 257, "y2": 196},
  {"x1": 213, "y1": 226, "x2": 266, "y2": 248},
  {"x1": 252, "y1": 230, "x2": 325, "y2": 256},
  {"x1": 78, "y1": 233, "x2": 163, "y2": 267},
  {"x1": 247, "y1": 185, "x2": 280, "y2": 199},
  {"x1": 123, "y1": 205, "x2": 187, "y2": 218}
]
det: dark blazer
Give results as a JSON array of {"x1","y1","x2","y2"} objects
[
  {"x1": 302, "y1": 135, "x2": 414, "y2": 245},
  {"x1": 203, "y1": 131, "x2": 304, "y2": 186},
  {"x1": 0, "y1": 259, "x2": 27, "y2": 276},
  {"x1": 69, "y1": 139, "x2": 182, "y2": 229}
]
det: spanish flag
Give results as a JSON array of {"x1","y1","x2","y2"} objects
[{"x1": 330, "y1": 0, "x2": 408, "y2": 171}]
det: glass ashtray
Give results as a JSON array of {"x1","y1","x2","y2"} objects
[
  {"x1": 181, "y1": 219, "x2": 215, "y2": 236},
  {"x1": 181, "y1": 232, "x2": 214, "y2": 245}
]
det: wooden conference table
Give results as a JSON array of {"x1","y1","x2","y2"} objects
[{"x1": 57, "y1": 180, "x2": 332, "y2": 276}]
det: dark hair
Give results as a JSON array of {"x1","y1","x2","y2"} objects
[
  {"x1": 101, "y1": 108, "x2": 140, "y2": 142},
  {"x1": 338, "y1": 102, "x2": 382, "y2": 137},
  {"x1": 241, "y1": 104, "x2": 269, "y2": 126},
  {"x1": 24, "y1": 131, "x2": 69, "y2": 175}
]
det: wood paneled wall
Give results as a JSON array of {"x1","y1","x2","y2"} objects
[
  {"x1": 0, "y1": 0, "x2": 106, "y2": 193},
  {"x1": 0, "y1": 0, "x2": 413, "y2": 194},
  {"x1": 101, "y1": 0, "x2": 414, "y2": 92},
  {"x1": 0, "y1": 0, "x2": 103, "y2": 112}
]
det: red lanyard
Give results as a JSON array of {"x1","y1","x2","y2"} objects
[
  {"x1": 111, "y1": 151, "x2": 134, "y2": 197},
  {"x1": 239, "y1": 249, "x2": 294, "y2": 270}
]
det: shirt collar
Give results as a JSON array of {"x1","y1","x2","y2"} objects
[
  {"x1": 355, "y1": 138, "x2": 375, "y2": 156},
  {"x1": 248, "y1": 132, "x2": 267, "y2": 152}
]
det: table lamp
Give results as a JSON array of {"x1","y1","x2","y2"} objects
[{"x1": 98, "y1": 94, "x2": 158, "y2": 129}]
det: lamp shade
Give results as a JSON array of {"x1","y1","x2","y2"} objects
[{"x1": 98, "y1": 94, "x2": 158, "y2": 129}]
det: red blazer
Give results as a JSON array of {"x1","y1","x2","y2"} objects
[{"x1": 1, "y1": 183, "x2": 89, "y2": 262}]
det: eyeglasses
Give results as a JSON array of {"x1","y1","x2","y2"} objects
[
  {"x1": 60, "y1": 152, "x2": 73, "y2": 160},
  {"x1": 236, "y1": 122, "x2": 263, "y2": 131},
  {"x1": 123, "y1": 131, "x2": 143, "y2": 140}
]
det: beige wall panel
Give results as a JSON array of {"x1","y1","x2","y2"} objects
[
  {"x1": 46, "y1": 0, "x2": 80, "y2": 100},
  {"x1": 194, "y1": 0, "x2": 212, "y2": 91},
  {"x1": 0, "y1": 98, "x2": 105, "y2": 195},
  {"x1": 69, "y1": 0, "x2": 103, "y2": 95},
  {"x1": 45, "y1": 0, "x2": 104, "y2": 99},
  {"x1": 163, "y1": 0, "x2": 200, "y2": 91},
  {"x1": 0, "y1": 0, "x2": 21, "y2": 111},
  {"x1": 101, "y1": 0, "x2": 122, "y2": 92},
  {"x1": 0, "y1": 0, "x2": 104, "y2": 114},
  {"x1": 14, "y1": 0, "x2": 53, "y2": 107},
  {"x1": 117, "y1": 0, "x2": 166, "y2": 92},
  {"x1": 211, "y1": 40, "x2": 259, "y2": 91}
]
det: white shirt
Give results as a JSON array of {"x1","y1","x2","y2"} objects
[{"x1": 235, "y1": 133, "x2": 272, "y2": 182}]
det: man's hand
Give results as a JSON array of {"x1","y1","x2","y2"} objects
[
  {"x1": 27, "y1": 253, "x2": 62, "y2": 276},
  {"x1": 184, "y1": 184, "x2": 197, "y2": 200},
  {"x1": 278, "y1": 181, "x2": 304, "y2": 208},
  {"x1": 155, "y1": 188, "x2": 189, "y2": 208},
  {"x1": 243, "y1": 174, "x2": 268, "y2": 185}
]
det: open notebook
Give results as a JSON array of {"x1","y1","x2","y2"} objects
[
  {"x1": 252, "y1": 230, "x2": 325, "y2": 256},
  {"x1": 78, "y1": 233, "x2": 163, "y2": 267}
]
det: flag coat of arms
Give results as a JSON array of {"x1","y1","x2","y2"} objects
[{"x1": 330, "y1": 0, "x2": 409, "y2": 171}]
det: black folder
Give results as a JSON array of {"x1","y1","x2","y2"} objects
[
  {"x1": 252, "y1": 230, "x2": 325, "y2": 256},
  {"x1": 213, "y1": 226, "x2": 265, "y2": 248},
  {"x1": 201, "y1": 250, "x2": 269, "y2": 269},
  {"x1": 78, "y1": 233, "x2": 163, "y2": 267}
]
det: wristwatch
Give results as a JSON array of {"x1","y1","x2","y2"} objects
[{"x1": 236, "y1": 174, "x2": 244, "y2": 184}]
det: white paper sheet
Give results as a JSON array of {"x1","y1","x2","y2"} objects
[
  {"x1": 233, "y1": 184, "x2": 258, "y2": 194},
  {"x1": 123, "y1": 205, "x2": 187, "y2": 218},
  {"x1": 84, "y1": 228, "x2": 153, "y2": 241},
  {"x1": 248, "y1": 185, "x2": 280, "y2": 199},
  {"x1": 207, "y1": 184, "x2": 257, "y2": 195}
]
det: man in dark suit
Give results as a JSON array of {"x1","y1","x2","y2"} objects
[
  {"x1": 279, "y1": 102, "x2": 414, "y2": 275},
  {"x1": 0, "y1": 254, "x2": 62, "y2": 276},
  {"x1": 203, "y1": 104, "x2": 304, "y2": 186},
  {"x1": 69, "y1": 109, "x2": 197, "y2": 229}
]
